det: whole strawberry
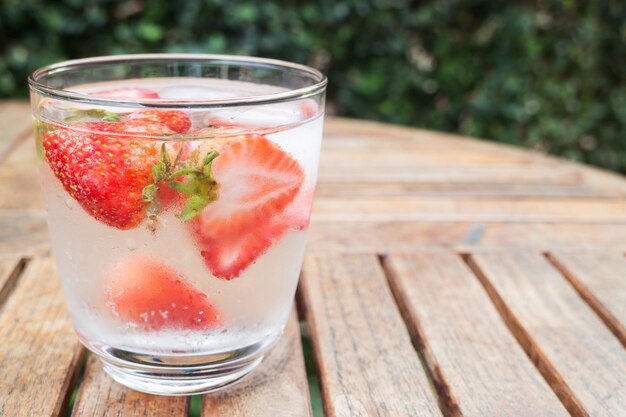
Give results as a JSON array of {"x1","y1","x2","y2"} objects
[
  {"x1": 127, "y1": 110, "x2": 192, "y2": 133},
  {"x1": 42, "y1": 121, "x2": 174, "y2": 230}
]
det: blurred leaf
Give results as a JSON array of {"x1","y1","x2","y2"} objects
[{"x1": 0, "y1": 0, "x2": 624, "y2": 172}]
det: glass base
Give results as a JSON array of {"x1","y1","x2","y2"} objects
[
  {"x1": 101, "y1": 355, "x2": 263, "y2": 395},
  {"x1": 81, "y1": 333, "x2": 280, "y2": 395}
]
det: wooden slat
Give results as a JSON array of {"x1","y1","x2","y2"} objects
[
  {"x1": 322, "y1": 118, "x2": 626, "y2": 196},
  {"x1": 307, "y1": 221, "x2": 626, "y2": 253},
  {"x1": 202, "y1": 308, "x2": 312, "y2": 417},
  {"x1": 0, "y1": 211, "x2": 49, "y2": 256},
  {"x1": 0, "y1": 136, "x2": 43, "y2": 209},
  {"x1": 299, "y1": 254, "x2": 442, "y2": 417},
  {"x1": 312, "y1": 197, "x2": 626, "y2": 222},
  {"x1": 0, "y1": 257, "x2": 84, "y2": 417},
  {"x1": 384, "y1": 252, "x2": 569, "y2": 417},
  {"x1": 548, "y1": 251, "x2": 626, "y2": 347},
  {"x1": 319, "y1": 146, "x2": 584, "y2": 185},
  {"x1": 0, "y1": 101, "x2": 33, "y2": 162},
  {"x1": 321, "y1": 129, "x2": 582, "y2": 185},
  {"x1": 469, "y1": 251, "x2": 626, "y2": 417},
  {"x1": 0, "y1": 256, "x2": 24, "y2": 308},
  {"x1": 316, "y1": 181, "x2": 613, "y2": 198},
  {"x1": 71, "y1": 356, "x2": 188, "y2": 417}
]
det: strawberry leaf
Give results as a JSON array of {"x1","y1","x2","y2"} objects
[
  {"x1": 142, "y1": 148, "x2": 221, "y2": 223},
  {"x1": 63, "y1": 108, "x2": 122, "y2": 123},
  {"x1": 179, "y1": 194, "x2": 212, "y2": 221},
  {"x1": 34, "y1": 120, "x2": 56, "y2": 161}
]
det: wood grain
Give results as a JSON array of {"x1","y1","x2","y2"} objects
[
  {"x1": 0, "y1": 257, "x2": 84, "y2": 417},
  {"x1": 0, "y1": 211, "x2": 49, "y2": 257},
  {"x1": 306, "y1": 221, "x2": 626, "y2": 253},
  {"x1": 469, "y1": 251, "x2": 626, "y2": 417},
  {"x1": 316, "y1": 181, "x2": 613, "y2": 198},
  {"x1": 384, "y1": 252, "x2": 569, "y2": 417},
  {"x1": 299, "y1": 254, "x2": 443, "y2": 417},
  {"x1": 202, "y1": 308, "x2": 312, "y2": 417},
  {"x1": 548, "y1": 251, "x2": 626, "y2": 347},
  {"x1": 322, "y1": 118, "x2": 626, "y2": 196},
  {"x1": 0, "y1": 135, "x2": 43, "y2": 209},
  {"x1": 71, "y1": 356, "x2": 188, "y2": 417},
  {"x1": 321, "y1": 125, "x2": 582, "y2": 185},
  {"x1": 0, "y1": 101, "x2": 33, "y2": 162},
  {"x1": 312, "y1": 196, "x2": 626, "y2": 222},
  {"x1": 0, "y1": 256, "x2": 24, "y2": 309}
]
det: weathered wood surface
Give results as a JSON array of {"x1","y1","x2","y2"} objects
[
  {"x1": 71, "y1": 356, "x2": 189, "y2": 417},
  {"x1": 0, "y1": 257, "x2": 84, "y2": 417},
  {"x1": 469, "y1": 251, "x2": 626, "y2": 417},
  {"x1": 312, "y1": 197, "x2": 626, "y2": 222},
  {"x1": 0, "y1": 101, "x2": 34, "y2": 162},
  {"x1": 1, "y1": 101, "x2": 626, "y2": 416},
  {"x1": 203, "y1": 308, "x2": 312, "y2": 417},
  {"x1": 384, "y1": 252, "x2": 569, "y2": 417},
  {"x1": 299, "y1": 254, "x2": 442, "y2": 417},
  {"x1": 548, "y1": 251, "x2": 626, "y2": 347},
  {"x1": 307, "y1": 221, "x2": 626, "y2": 253},
  {"x1": 0, "y1": 256, "x2": 23, "y2": 307}
]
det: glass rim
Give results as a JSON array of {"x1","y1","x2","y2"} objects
[{"x1": 28, "y1": 53, "x2": 328, "y2": 109}]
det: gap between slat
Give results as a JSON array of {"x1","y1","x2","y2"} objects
[
  {"x1": 298, "y1": 254, "x2": 443, "y2": 417},
  {"x1": 295, "y1": 287, "x2": 330, "y2": 417},
  {"x1": 0, "y1": 257, "x2": 28, "y2": 313},
  {"x1": 378, "y1": 254, "x2": 458, "y2": 417},
  {"x1": 545, "y1": 253, "x2": 626, "y2": 348},
  {"x1": 461, "y1": 254, "x2": 588, "y2": 417},
  {"x1": 66, "y1": 351, "x2": 90, "y2": 417}
]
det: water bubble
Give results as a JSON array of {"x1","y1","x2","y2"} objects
[{"x1": 64, "y1": 197, "x2": 73, "y2": 210}]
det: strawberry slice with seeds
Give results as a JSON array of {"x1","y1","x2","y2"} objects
[
  {"x1": 91, "y1": 87, "x2": 160, "y2": 99},
  {"x1": 193, "y1": 219, "x2": 289, "y2": 280},
  {"x1": 195, "y1": 136, "x2": 304, "y2": 233},
  {"x1": 127, "y1": 110, "x2": 192, "y2": 134},
  {"x1": 280, "y1": 186, "x2": 316, "y2": 230},
  {"x1": 106, "y1": 255, "x2": 221, "y2": 330},
  {"x1": 188, "y1": 136, "x2": 304, "y2": 279},
  {"x1": 42, "y1": 121, "x2": 176, "y2": 229}
]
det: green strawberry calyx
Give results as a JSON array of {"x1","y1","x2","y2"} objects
[
  {"x1": 63, "y1": 108, "x2": 123, "y2": 123},
  {"x1": 142, "y1": 144, "x2": 220, "y2": 226}
]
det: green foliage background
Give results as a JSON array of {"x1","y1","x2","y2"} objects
[{"x1": 2, "y1": 0, "x2": 625, "y2": 172}]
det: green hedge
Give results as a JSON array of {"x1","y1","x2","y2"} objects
[{"x1": 2, "y1": 0, "x2": 625, "y2": 172}]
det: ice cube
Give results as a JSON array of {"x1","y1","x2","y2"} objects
[{"x1": 159, "y1": 86, "x2": 240, "y2": 100}]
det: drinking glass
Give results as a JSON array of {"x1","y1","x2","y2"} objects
[{"x1": 28, "y1": 54, "x2": 326, "y2": 395}]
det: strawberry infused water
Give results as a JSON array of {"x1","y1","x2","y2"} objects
[{"x1": 29, "y1": 55, "x2": 326, "y2": 395}]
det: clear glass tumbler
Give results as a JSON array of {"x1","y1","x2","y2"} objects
[{"x1": 28, "y1": 54, "x2": 326, "y2": 395}]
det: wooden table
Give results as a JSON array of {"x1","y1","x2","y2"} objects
[{"x1": 0, "y1": 100, "x2": 625, "y2": 417}]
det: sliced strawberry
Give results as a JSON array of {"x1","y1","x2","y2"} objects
[
  {"x1": 91, "y1": 87, "x2": 160, "y2": 99},
  {"x1": 280, "y1": 186, "x2": 316, "y2": 230},
  {"x1": 192, "y1": 219, "x2": 289, "y2": 280},
  {"x1": 189, "y1": 187, "x2": 312, "y2": 280},
  {"x1": 196, "y1": 136, "x2": 304, "y2": 233},
  {"x1": 127, "y1": 110, "x2": 192, "y2": 134},
  {"x1": 189, "y1": 136, "x2": 304, "y2": 278},
  {"x1": 42, "y1": 121, "x2": 175, "y2": 229},
  {"x1": 106, "y1": 255, "x2": 221, "y2": 330}
]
